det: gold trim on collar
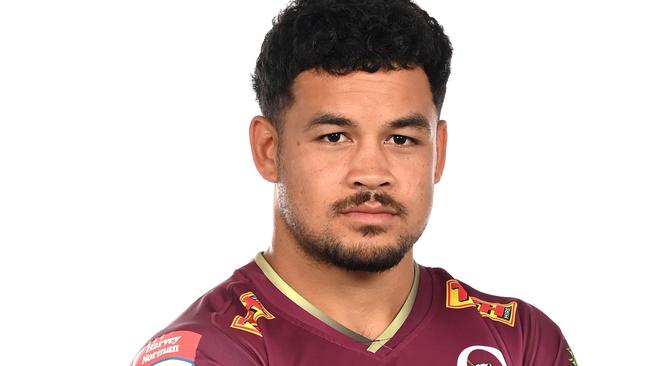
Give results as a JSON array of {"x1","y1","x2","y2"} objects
[
  {"x1": 254, "y1": 252, "x2": 420, "y2": 353},
  {"x1": 366, "y1": 262, "x2": 419, "y2": 352}
]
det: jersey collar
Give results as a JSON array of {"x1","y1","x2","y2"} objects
[{"x1": 254, "y1": 252, "x2": 420, "y2": 353}]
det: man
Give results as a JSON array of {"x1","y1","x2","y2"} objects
[{"x1": 132, "y1": 0, "x2": 577, "y2": 365}]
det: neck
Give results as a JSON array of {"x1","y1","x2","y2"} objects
[{"x1": 263, "y1": 210, "x2": 416, "y2": 340}]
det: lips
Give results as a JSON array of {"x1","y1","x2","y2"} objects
[
  {"x1": 340, "y1": 204, "x2": 397, "y2": 215},
  {"x1": 340, "y1": 203, "x2": 397, "y2": 224}
]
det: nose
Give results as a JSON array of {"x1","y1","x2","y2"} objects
[{"x1": 345, "y1": 141, "x2": 395, "y2": 190}]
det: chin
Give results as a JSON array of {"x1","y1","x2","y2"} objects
[
  {"x1": 302, "y1": 232, "x2": 418, "y2": 273},
  {"x1": 325, "y1": 241, "x2": 413, "y2": 273}
]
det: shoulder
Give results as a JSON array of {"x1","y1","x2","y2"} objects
[
  {"x1": 131, "y1": 263, "x2": 267, "y2": 366},
  {"x1": 425, "y1": 266, "x2": 554, "y2": 327},
  {"x1": 424, "y1": 266, "x2": 577, "y2": 364},
  {"x1": 131, "y1": 326, "x2": 260, "y2": 366}
]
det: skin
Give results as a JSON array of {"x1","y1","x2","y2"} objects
[{"x1": 249, "y1": 67, "x2": 447, "y2": 339}]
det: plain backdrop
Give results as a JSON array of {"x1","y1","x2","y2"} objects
[{"x1": 1, "y1": 1, "x2": 648, "y2": 365}]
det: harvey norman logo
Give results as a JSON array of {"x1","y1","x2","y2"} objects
[
  {"x1": 132, "y1": 331, "x2": 202, "y2": 366},
  {"x1": 142, "y1": 335, "x2": 181, "y2": 362}
]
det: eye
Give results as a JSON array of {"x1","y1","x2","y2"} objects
[
  {"x1": 386, "y1": 135, "x2": 415, "y2": 146},
  {"x1": 320, "y1": 133, "x2": 350, "y2": 143}
]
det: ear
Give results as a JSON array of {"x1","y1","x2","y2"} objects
[
  {"x1": 249, "y1": 115, "x2": 280, "y2": 183},
  {"x1": 434, "y1": 119, "x2": 447, "y2": 184}
]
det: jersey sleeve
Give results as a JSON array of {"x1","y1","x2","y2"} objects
[
  {"x1": 521, "y1": 303, "x2": 578, "y2": 366},
  {"x1": 131, "y1": 328, "x2": 262, "y2": 366}
]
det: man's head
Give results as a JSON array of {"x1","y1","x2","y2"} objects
[{"x1": 249, "y1": 0, "x2": 452, "y2": 272}]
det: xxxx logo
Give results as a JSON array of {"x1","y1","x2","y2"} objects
[
  {"x1": 230, "y1": 291, "x2": 275, "y2": 337},
  {"x1": 446, "y1": 280, "x2": 518, "y2": 327}
]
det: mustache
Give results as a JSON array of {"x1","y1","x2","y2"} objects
[{"x1": 331, "y1": 191, "x2": 408, "y2": 216}]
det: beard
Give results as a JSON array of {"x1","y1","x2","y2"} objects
[{"x1": 278, "y1": 187, "x2": 424, "y2": 273}]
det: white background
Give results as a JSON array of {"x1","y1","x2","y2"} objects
[{"x1": 1, "y1": 1, "x2": 648, "y2": 365}]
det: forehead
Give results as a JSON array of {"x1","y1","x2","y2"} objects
[{"x1": 285, "y1": 68, "x2": 437, "y2": 129}]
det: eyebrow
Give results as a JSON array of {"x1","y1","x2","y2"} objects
[
  {"x1": 386, "y1": 113, "x2": 432, "y2": 133},
  {"x1": 304, "y1": 112, "x2": 432, "y2": 133},
  {"x1": 304, "y1": 113, "x2": 355, "y2": 131}
]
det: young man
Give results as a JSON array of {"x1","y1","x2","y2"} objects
[{"x1": 132, "y1": 0, "x2": 577, "y2": 365}]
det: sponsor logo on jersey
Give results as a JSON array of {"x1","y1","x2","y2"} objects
[
  {"x1": 230, "y1": 291, "x2": 275, "y2": 337},
  {"x1": 131, "y1": 330, "x2": 202, "y2": 366},
  {"x1": 446, "y1": 279, "x2": 518, "y2": 327}
]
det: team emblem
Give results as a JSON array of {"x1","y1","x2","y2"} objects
[
  {"x1": 230, "y1": 291, "x2": 275, "y2": 337},
  {"x1": 446, "y1": 280, "x2": 518, "y2": 327},
  {"x1": 457, "y1": 345, "x2": 507, "y2": 366}
]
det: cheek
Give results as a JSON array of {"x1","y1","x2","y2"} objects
[
  {"x1": 295, "y1": 144, "x2": 347, "y2": 182},
  {"x1": 398, "y1": 159, "x2": 434, "y2": 214},
  {"x1": 283, "y1": 149, "x2": 345, "y2": 215}
]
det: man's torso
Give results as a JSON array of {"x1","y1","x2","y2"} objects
[{"x1": 131, "y1": 254, "x2": 576, "y2": 366}]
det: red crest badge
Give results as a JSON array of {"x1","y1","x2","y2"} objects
[{"x1": 230, "y1": 291, "x2": 275, "y2": 337}]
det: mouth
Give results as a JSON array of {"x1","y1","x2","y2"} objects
[
  {"x1": 339, "y1": 203, "x2": 398, "y2": 225},
  {"x1": 341, "y1": 211, "x2": 396, "y2": 225}
]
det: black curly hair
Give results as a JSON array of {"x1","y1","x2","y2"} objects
[{"x1": 252, "y1": 0, "x2": 453, "y2": 129}]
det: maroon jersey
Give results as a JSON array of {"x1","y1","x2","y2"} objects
[{"x1": 131, "y1": 253, "x2": 577, "y2": 366}]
